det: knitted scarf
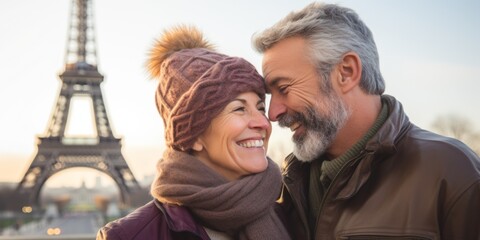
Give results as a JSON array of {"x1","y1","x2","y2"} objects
[{"x1": 151, "y1": 148, "x2": 291, "y2": 240}]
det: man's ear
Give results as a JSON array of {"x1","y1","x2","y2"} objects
[
  {"x1": 337, "y1": 51, "x2": 362, "y2": 93},
  {"x1": 192, "y1": 139, "x2": 204, "y2": 152}
]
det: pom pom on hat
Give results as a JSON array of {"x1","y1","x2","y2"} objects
[
  {"x1": 147, "y1": 25, "x2": 265, "y2": 151},
  {"x1": 147, "y1": 25, "x2": 215, "y2": 79}
]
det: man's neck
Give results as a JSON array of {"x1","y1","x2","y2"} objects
[{"x1": 327, "y1": 94, "x2": 382, "y2": 159}]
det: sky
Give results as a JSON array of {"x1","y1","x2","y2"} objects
[{"x1": 1, "y1": 0, "x2": 479, "y2": 189}]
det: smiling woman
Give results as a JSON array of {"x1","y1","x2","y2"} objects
[
  {"x1": 96, "y1": 25, "x2": 291, "y2": 240},
  {"x1": 193, "y1": 92, "x2": 271, "y2": 180}
]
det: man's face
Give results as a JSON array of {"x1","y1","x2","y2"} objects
[{"x1": 262, "y1": 37, "x2": 349, "y2": 161}]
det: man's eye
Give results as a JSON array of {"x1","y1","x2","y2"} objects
[
  {"x1": 258, "y1": 106, "x2": 266, "y2": 113},
  {"x1": 278, "y1": 85, "x2": 289, "y2": 94}
]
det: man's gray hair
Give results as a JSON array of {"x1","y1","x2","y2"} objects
[{"x1": 252, "y1": 2, "x2": 385, "y2": 95}]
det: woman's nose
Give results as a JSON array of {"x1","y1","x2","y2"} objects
[{"x1": 249, "y1": 110, "x2": 270, "y2": 130}]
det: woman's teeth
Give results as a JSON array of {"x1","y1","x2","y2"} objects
[{"x1": 238, "y1": 140, "x2": 264, "y2": 148}]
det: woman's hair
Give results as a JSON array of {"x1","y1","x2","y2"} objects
[{"x1": 252, "y1": 2, "x2": 385, "y2": 95}]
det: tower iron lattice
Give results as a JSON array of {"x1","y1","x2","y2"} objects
[{"x1": 16, "y1": 0, "x2": 141, "y2": 206}]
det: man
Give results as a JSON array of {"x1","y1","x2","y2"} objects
[{"x1": 252, "y1": 2, "x2": 480, "y2": 240}]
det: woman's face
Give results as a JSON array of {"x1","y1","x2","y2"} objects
[{"x1": 193, "y1": 92, "x2": 272, "y2": 180}]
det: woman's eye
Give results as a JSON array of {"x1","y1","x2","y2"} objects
[
  {"x1": 258, "y1": 106, "x2": 266, "y2": 113},
  {"x1": 233, "y1": 107, "x2": 246, "y2": 112}
]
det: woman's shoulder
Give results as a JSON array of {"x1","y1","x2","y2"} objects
[
  {"x1": 97, "y1": 200, "x2": 165, "y2": 240},
  {"x1": 97, "y1": 200, "x2": 211, "y2": 240}
]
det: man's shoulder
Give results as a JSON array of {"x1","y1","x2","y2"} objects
[
  {"x1": 404, "y1": 126, "x2": 478, "y2": 160},
  {"x1": 398, "y1": 126, "x2": 480, "y2": 181}
]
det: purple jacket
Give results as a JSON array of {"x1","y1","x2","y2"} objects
[{"x1": 96, "y1": 200, "x2": 211, "y2": 240}]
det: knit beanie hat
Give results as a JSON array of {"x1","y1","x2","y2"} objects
[{"x1": 147, "y1": 25, "x2": 265, "y2": 151}]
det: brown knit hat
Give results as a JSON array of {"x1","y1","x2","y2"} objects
[{"x1": 147, "y1": 25, "x2": 265, "y2": 151}]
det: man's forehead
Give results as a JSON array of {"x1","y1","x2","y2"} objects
[
  {"x1": 261, "y1": 54, "x2": 282, "y2": 83},
  {"x1": 261, "y1": 54, "x2": 273, "y2": 77}
]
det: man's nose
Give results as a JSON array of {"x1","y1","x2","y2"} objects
[{"x1": 268, "y1": 96, "x2": 287, "y2": 122}]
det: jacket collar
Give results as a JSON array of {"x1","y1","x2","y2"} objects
[
  {"x1": 335, "y1": 95, "x2": 411, "y2": 199},
  {"x1": 367, "y1": 95, "x2": 411, "y2": 152},
  {"x1": 154, "y1": 200, "x2": 210, "y2": 239}
]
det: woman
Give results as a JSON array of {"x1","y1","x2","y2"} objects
[{"x1": 96, "y1": 25, "x2": 290, "y2": 240}]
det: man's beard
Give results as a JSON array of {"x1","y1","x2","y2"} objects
[{"x1": 279, "y1": 94, "x2": 349, "y2": 162}]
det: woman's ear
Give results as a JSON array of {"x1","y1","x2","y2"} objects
[
  {"x1": 337, "y1": 51, "x2": 362, "y2": 93},
  {"x1": 192, "y1": 139, "x2": 204, "y2": 152}
]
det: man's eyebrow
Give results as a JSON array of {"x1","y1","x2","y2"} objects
[
  {"x1": 265, "y1": 77, "x2": 285, "y2": 94},
  {"x1": 264, "y1": 80, "x2": 276, "y2": 94},
  {"x1": 266, "y1": 77, "x2": 283, "y2": 88}
]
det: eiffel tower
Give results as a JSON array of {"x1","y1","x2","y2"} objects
[{"x1": 17, "y1": 0, "x2": 140, "y2": 206}]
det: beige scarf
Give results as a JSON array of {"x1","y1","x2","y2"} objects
[{"x1": 151, "y1": 148, "x2": 290, "y2": 240}]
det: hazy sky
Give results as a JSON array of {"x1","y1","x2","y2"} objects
[{"x1": 1, "y1": 0, "x2": 479, "y2": 189}]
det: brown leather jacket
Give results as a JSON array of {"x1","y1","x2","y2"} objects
[{"x1": 280, "y1": 95, "x2": 480, "y2": 240}]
